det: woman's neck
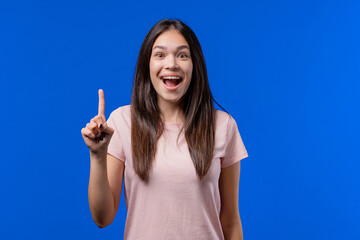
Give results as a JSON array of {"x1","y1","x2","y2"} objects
[{"x1": 157, "y1": 99, "x2": 184, "y2": 123}]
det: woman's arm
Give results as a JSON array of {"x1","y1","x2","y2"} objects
[
  {"x1": 81, "y1": 89, "x2": 125, "y2": 228},
  {"x1": 219, "y1": 161, "x2": 243, "y2": 240},
  {"x1": 88, "y1": 153, "x2": 124, "y2": 228},
  {"x1": 82, "y1": 89, "x2": 124, "y2": 228}
]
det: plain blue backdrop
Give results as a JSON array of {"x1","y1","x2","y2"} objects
[{"x1": 1, "y1": 0, "x2": 359, "y2": 239}]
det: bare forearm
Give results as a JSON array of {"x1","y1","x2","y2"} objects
[
  {"x1": 88, "y1": 152, "x2": 115, "y2": 227},
  {"x1": 222, "y1": 221, "x2": 244, "y2": 240}
]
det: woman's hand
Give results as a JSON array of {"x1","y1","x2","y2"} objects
[{"x1": 81, "y1": 89, "x2": 114, "y2": 156}]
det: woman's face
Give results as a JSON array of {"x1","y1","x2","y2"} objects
[{"x1": 149, "y1": 30, "x2": 193, "y2": 107}]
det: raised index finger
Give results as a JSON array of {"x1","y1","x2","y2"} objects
[{"x1": 98, "y1": 89, "x2": 105, "y2": 117}]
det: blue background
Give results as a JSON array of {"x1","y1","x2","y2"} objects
[{"x1": 1, "y1": 0, "x2": 359, "y2": 239}]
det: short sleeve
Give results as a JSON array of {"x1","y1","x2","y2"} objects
[
  {"x1": 106, "y1": 112, "x2": 126, "y2": 162},
  {"x1": 221, "y1": 116, "x2": 248, "y2": 168}
]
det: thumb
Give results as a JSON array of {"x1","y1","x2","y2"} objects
[{"x1": 98, "y1": 122, "x2": 114, "y2": 136}]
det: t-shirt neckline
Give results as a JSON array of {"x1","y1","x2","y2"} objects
[{"x1": 164, "y1": 121, "x2": 183, "y2": 129}]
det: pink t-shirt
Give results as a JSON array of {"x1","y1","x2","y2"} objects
[{"x1": 107, "y1": 105, "x2": 248, "y2": 240}]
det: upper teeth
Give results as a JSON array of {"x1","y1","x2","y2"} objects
[{"x1": 163, "y1": 76, "x2": 180, "y2": 80}]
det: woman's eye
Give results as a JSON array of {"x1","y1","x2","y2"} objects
[
  {"x1": 155, "y1": 53, "x2": 163, "y2": 57},
  {"x1": 178, "y1": 53, "x2": 188, "y2": 58}
]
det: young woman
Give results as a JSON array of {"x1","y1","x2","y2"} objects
[{"x1": 81, "y1": 19, "x2": 248, "y2": 240}]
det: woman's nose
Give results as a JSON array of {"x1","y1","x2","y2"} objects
[{"x1": 165, "y1": 55, "x2": 178, "y2": 69}]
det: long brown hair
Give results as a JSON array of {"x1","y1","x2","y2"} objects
[{"x1": 131, "y1": 19, "x2": 215, "y2": 182}]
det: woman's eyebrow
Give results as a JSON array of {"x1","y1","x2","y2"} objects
[{"x1": 152, "y1": 45, "x2": 190, "y2": 50}]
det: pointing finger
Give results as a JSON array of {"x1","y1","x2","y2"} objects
[{"x1": 98, "y1": 89, "x2": 105, "y2": 118}]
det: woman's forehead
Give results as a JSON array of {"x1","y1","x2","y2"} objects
[{"x1": 152, "y1": 30, "x2": 189, "y2": 50}]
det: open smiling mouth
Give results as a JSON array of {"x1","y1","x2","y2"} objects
[{"x1": 161, "y1": 76, "x2": 183, "y2": 89}]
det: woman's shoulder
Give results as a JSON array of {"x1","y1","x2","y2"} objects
[
  {"x1": 214, "y1": 109, "x2": 238, "y2": 132},
  {"x1": 107, "y1": 105, "x2": 131, "y2": 128},
  {"x1": 215, "y1": 109, "x2": 234, "y2": 123},
  {"x1": 109, "y1": 105, "x2": 131, "y2": 118}
]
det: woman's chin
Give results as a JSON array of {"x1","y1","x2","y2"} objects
[{"x1": 157, "y1": 94, "x2": 182, "y2": 106}]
